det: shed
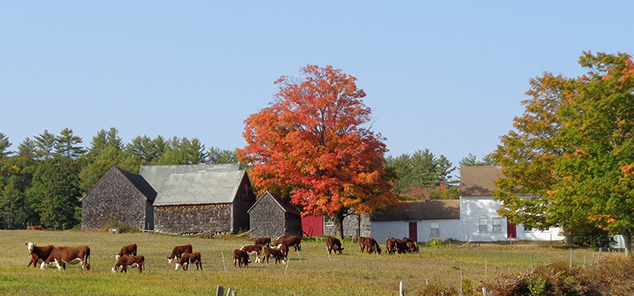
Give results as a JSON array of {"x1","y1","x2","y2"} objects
[
  {"x1": 247, "y1": 191, "x2": 303, "y2": 238},
  {"x1": 142, "y1": 164, "x2": 256, "y2": 235},
  {"x1": 80, "y1": 166, "x2": 156, "y2": 230}
]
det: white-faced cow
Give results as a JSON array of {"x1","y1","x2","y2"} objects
[
  {"x1": 41, "y1": 245, "x2": 91, "y2": 271},
  {"x1": 359, "y1": 237, "x2": 381, "y2": 254},
  {"x1": 25, "y1": 242, "x2": 55, "y2": 268},
  {"x1": 260, "y1": 247, "x2": 286, "y2": 264},
  {"x1": 112, "y1": 255, "x2": 144, "y2": 273},
  {"x1": 274, "y1": 235, "x2": 301, "y2": 252},
  {"x1": 115, "y1": 244, "x2": 137, "y2": 260},
  {"x1": 167, "y1": 244, "x2": 193, "y2": 263},
  {"x1": 326, "y1": 237, "x2": 344, "y2": 255},
  {"x1": 240, "y1": 244, "x2": 263, "y2": 263},
  {"x1": 233, "y1": 249, "x2": 249, "y2": 268},
  {"x1": 254, "y1": 237, "x2": 271, "y2": 247},
  {"x1": 175, "y1": 252, "x2": 203, "y2": 271}
]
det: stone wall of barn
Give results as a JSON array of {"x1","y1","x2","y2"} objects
[
  {"x1": 324, "y1": 214, "x2": 371, "y2": 237},
  {"x1": 154, "y1": 204, "x2": 232, "y2": 235},
  {"x1": 81, "y1": 168, "x2": 148, "y2": 230},
  {"x1": 231, "y1": 177, "x2": 257, "y2": 233}
]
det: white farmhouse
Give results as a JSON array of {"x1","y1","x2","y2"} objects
[{"x1": 460, "y1": 166, "x2": 565, "y2": 242}]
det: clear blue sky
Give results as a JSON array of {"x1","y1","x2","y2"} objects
[{"x1": 2, "y1": 2, "x2": 633, "y2": 167}]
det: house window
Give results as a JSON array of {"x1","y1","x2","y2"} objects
[
  {"x1": 478, "y1": 217, "x2": 488, "y2": 233},
  {"x1": 523, "y1": 225, "x2": 533, "y2": 232},
  {"x1": 430, "y1": 222, "x2": 439, "y2": 237},
  {"x1": 492, "y1": 217, "x2": 501, "y2": 233},
  {"x1": 324, "y1": 216, "x2": 334, "y2": 227}
]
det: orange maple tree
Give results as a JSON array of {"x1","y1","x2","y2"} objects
[{"x1": 238, "y1": 65, "x2": 402, "y2": 238}]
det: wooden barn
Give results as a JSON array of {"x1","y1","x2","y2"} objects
[
  {"x1": 248, "y1": 191, "x2": 303, "y2": 238},
  {"x1": 142, "y1": 164, "x2": 256, "y2": 235},
  {"x1": 80, "y1": 166, "x2": 157, "y2": 231}
]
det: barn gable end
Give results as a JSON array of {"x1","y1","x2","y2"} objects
[
  {"x1": 80, "y1": 166, "x2": 156, "y2": 230},
  {"x1": 248, "y1": 191, "x2": 302, "y2": 238}
]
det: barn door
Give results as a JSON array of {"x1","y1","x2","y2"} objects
[
  {"x1": 507, "y1": 221, "x2": 517, "y2": 239},
  {"x1": 409, "y1": 222, "x2": 418, "y2": 242}
]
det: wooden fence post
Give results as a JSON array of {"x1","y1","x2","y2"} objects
[
  {"x1": 399, "y1": 281, "x2": 404, "y2": 296},
  {"x1": 460, "y1": 268, "x2": 464, "y2": 296},
  {"x1": 215, "y1": 285, "x2": 224, "y2": 296},
  {"x1": 569, "y1": 250, "x2": 573, "y2": 268},
  {"x1": 221, "y1": 252, "x2": 227, "y2": 272}
]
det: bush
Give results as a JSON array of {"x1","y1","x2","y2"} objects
[
  {"x1": 101, "y1": 220, "x2": 140, "y2": 233},
  {"x1": 482, "y1": 255, "x2": 634, "y2": 295}
]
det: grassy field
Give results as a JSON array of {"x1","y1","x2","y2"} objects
[{"x1": 0, "y1": 230, "x2": 605, "y2": 295}]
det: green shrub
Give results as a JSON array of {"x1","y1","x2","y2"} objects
[
  {"x1": 428, "y1": 237, "x2": 444, "y2": 248},
  {"x1": 102, "y1": 220, "x2": 140, "y2": 233}
]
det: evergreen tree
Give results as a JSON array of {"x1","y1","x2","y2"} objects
[
  {"x1": 54, "y1": 128, "x2": 86, "y2": 159},
  {"x1": 34, "y1": 130, "x2": 56, "y2": 160}
]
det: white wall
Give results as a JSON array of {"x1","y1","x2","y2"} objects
[{"x1": 370, "y1": 219, "x2": 461, "y2": 243}]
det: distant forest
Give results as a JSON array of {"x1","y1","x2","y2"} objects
[{"x1": 0, "y1": 127, "x2": 491, "y2": 230}]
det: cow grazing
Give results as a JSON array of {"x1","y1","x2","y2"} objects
[
  {"x1": 359, "y1": 237, "x2": 381, "y2": 254},
  {"x1": 240, "y1": 244, "x2": 263, "y2": 263},
  {"x1": 233, "y1": 249, "x2": 249, "y2": 268},
  {"x1": 275, "y1": 242, "x2": 289, "y2": 257},
  {"x1": 260, "y1": 247, "x2": 286, "y2": 264},
  {"x1": 41, "y1": 246, "x2": 91, "y2": 271},
  {"x1": 167, "y1": 244, "x2": 193, "y2": 263},
  {"x1": 115, "y1": 244, "x2": 137, "y2": 260},
  {"x1": 326, "y1": 237, "x2": 344, "y2": 255},
  {"x1": 254, "y1": 237, "x2": 271, "y2": 247},
  {"x1": 175, "y1": 252, "x2": 203, "y2": 271},
  {"x1": 407, "y1": 241, "x2": 420, "y2": 253},
  {"x1": 25, "y1": 242, "x2": 55, "y2": 268},
  {"x1": 273, "y1": 235, "x2": 302, "y2": 252},
  {"x1": 112, "y1": 255, "x2": 144, "y2": 273},
  {"x1": 26, "y1": 225, "x2": 45, "y2": 230},
  {"x1": 386, "y1": 238, "x2": 409, "y2": 254}
]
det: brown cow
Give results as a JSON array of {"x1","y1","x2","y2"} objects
[
  {"x1": 233, "y1": 249, "x2": 249, "y2": 268},
  {"x1": 273, "y1": 235, "x2": 302, "y2": 251},
  {"x1": 386, "y1": 238, "x2": 409, "y2": 254},
  {"x1": 41, "y1": 246, "x2": 91, "y2": 271},
  {"x1": 326, "y1": 237, "x2": 344, "y2": 255},
  {"x1": 111, "y1": 255, "x2": 144, "y2": 273},
  {"x1": 167, "y1": 244, "x2": 193, "y2": 263},
  {"x1": 359, "y1": 237, "x2": 381, "y2": 254},
  {"x1": 175, "y1": 252, "x2": 203, "y2": 271},
  {"x1": 240, "y1": 244, "x2": 263, "y2": 263},
  {"x1": 26, "y1": 225, "x2": 45, "y2": 230},
  {"x1": 260, "y1": 247, "x2": 286, "y2": 264},
  {"x1": 407, "y1": 241, "x2": 420, "y2": 253},
  {"x1": 254, "y1": 237, "x2": 271, "y2": 247},
  {"x1": 115, "y1": 244, "x2": 137, "y2": 260},
  {"x1": 25, "y1": 242, "x2": 55, "y2": 268}
]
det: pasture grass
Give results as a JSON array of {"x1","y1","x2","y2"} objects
[{"x1": 0, "y1": 230, "x2": 604, "y2": 295}]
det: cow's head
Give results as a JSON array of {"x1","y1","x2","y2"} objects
[
  {"x1": 111, "y1": 266, "x2": 120, "y2": 273},
  {"x1": 26, "y1": 242, "x2": 34, "y2": 253},
  {"x1": 115, "y1": 254, "x2": 121, "y2": 260}
]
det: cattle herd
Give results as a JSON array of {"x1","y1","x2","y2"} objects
[{"x1": 25, "y1": 235, "x2": 420, "y2": 273}]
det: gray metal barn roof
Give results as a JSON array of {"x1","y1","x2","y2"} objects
[
  {"x1": 153, "y1": 170, "x2": 246, "y2": 206},
  {"x1": 139, "y1": 163, "x2": 240, "y2": 193}
]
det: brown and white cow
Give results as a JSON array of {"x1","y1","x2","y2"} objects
[
  {"x1": 359, "y1": 237, "x2": 381, "y2": 254},
  {"x1": 112, "y1": 255, "x2": 144, "y2": 273},
  {"x1": 386, "y1": 238, "x2": 409, "y2": 254},
  {"x1": 175, "y1": 252, "x2": 203, "y2": 271},
  {"x1": 407, "y1": 241, "x2": 420, "y2": 253},
  {"x1": 260, "y1": 247, "x2": 286, "y2": 264},
  {"x1": 254, "y1": 237, "x2": 271, "y2": 247},
  {"x1": 273, "y1": 235, "x2": 301, "y2": 252},
  {"x1": 26, "y1": 225, "x2": 45, "y2": 230},
  {"x1": 115, "y1": 244, "x2": 137, "y2": 260},
  {"x1": 233, "y1": 249, "x2": 249, "y2": 268},
  {"x1": 41, "y1": 245, "x2": 91, "y2": 271},
  {"x1": 240, "y1": 244, "x2": 263, "y2": 263},
  {"x1": 167, "y1": 244, "x2": 193, "y2": 263},
  {"x1": 326, "y1": 237, "x2": 344, "y2": 255},
  {"x1": 25, "y1": 242, "x2": 55, "y2": 268}
]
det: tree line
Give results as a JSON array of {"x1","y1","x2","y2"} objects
[{"x1": 0, "y1": 128, "x2": 238, "y2": 230}]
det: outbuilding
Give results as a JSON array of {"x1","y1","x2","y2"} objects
[{"x1": 248, "y1": 191, "x2": 303, "y2": 238}]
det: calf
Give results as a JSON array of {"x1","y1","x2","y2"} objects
[
  {"x1": 359, "y1": 237, "x2": 381, "y2": 254},
  {"x1": 41, "y1": 245, "x2": 91, "y2": 271},
  {"x1": 260, "y1": 247, "x2": 286, "y2": 264},
  {"x1": 115, "y1": 244, "x2": 137, "y2": 260},
  {"x1": 326, "y1": 237, "x2": 344, "y2": 255},
  {"x1": 233, "y1": 249, "x2": 249, "y2": 268},
  {"x1": 407, "y1": 241, "x2": 420, "y2": 253},
  {"x1": 273, "y1": 235, "x2": 302, "y2": 252},
  {"x1": 112, "y1": 255, "x2": 144, "y2": 273},
  {"x1": 254, "y1": 237, "x2": 271, "y2": 247},
  {"x1": 240, "y1": 244, "x2": 263, "y2": 263},
  {"x1": 25, "y1": 242, "x2": 55, "y2": 268},
  {"x1": 26, "y1": 225, "x2": 45, "y2": 230},
  {"x1": 175, "y1": 252, "x2": 203, "y2": 271},
  {"x1": 167, "y1": 244, "x2": 193, "y2": 263}
]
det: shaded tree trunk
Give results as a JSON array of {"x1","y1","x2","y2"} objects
[
  {"x1": 622, "y1": 231, "x2": 632, "y2": 257},
  {"x1": 332, "y1": 210, "x2": 345, "y2": 239}
]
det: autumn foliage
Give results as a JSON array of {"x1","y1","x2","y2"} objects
[{"x1": 238, "y1": 65, "x2": 401, "y2": 236}]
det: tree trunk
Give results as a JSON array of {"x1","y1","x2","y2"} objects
[
  {"x1": 622, "y1": 231, "x2": 632, "y2": 257},
  {"x1": 564, "y1": 225, "x2": 574, "y2": 247},
  {"x1": 332, "y1": 211, "x2": 345, "y2": 239}
]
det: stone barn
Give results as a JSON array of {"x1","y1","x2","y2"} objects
[
  {"x1": 80, "y1": 166, "x2": 156, "y2": 230},
  {"x1": 248, "y1": 191, "x2": 303, "y2": 238},
  {"x1": 144, "y1": 164, "x2": 256, "y2": 235}
]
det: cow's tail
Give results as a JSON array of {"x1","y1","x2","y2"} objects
[{"x1": 84, "y1": 250, "x2": 91, "y2": 271}]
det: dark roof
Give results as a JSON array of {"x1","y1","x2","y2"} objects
[
  {"x1": 114, "y1": 167, "x2": 157, "y2": 202},
  {"x1": 371, "y1": 200, "x2": 460, "y2": 221},
  {"x1": 460, "y1": 166, "x2": 504, "y2": 197},
  {"x1": 248, "y1": 191, "x2": 301, "y2": 216}
]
